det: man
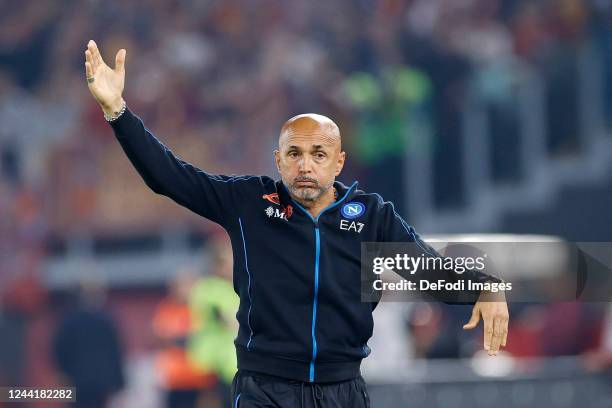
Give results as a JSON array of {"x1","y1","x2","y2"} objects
[
  {"x1": 84, "y1": 40, "x2": 509, "y2": 408},
  {"x1": 189, "y1": 235, "x2": 240, "y2": 407},
  {"x1": 53, "y1": 279, "x2": 125, "y2": 408},
  {"x1": 152, "y1": 269, "x2": 218, "y2": 408}
]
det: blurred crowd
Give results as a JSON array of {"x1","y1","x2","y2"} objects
[{"x1": 2, "y1": 0, "x2": 612, "y2": 405}]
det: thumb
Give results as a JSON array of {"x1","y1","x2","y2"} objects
[
  {"x1": 463, "y1": 305, "x2": 481, "y2": 330},
  {"x1": 115, "y1": 49, "x2": 126, "y2": 72}
]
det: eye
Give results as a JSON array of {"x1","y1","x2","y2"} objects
[
  {"x1": 288, "y1": 151, "x2": 298, "y2": 158},
  {"x1": 315, "y1": 152, "x2": 326, "y2": 160}
]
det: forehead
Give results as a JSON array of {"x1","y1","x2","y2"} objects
[
  {"x1": 280, "y1": 132, "x2": 338, "y2": 150},
  {"x1": 279, "y1": 114, "x2": 341, "y2": 150}
]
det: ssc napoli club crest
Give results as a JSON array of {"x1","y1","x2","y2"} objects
[{"x1": 341, "y1": 202, "x2": 365, "y2": 219}]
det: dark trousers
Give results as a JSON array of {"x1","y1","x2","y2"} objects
[{"x1": 231, "y1": 370, "x2": 370, "y2": 408}]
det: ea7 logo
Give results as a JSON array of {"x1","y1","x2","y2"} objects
[
  {"x1": 340, "y1": 219, "x2": 364, "y2": 233},
  {"x1": 265, "y1": 205, "x2": 293, "y2": 221}
]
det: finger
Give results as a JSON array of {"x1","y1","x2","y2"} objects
[
  {"x1": 85, "y1": 61, "x2": 93, "y2": 79},
  {"x1": 462, "y1": 305, "x2": 480, "y2": 330},
  {"x1": 87, "y1": 41, "x2": 98, "y2": 68},
  {"x1": 490, "y1": 333, "x2": 502, "y2": 355},
  {"x1": 91, "y1": 40, "x2": 103, "y2": 67},
  {"x1": 483, "y1": 315, "x2": 493, "y2": 351},
  {"x1": 489, "y1": 317, "x2": 503, "y2": 355},
  {"x1": 85, "y1": 50, "x2": 95, "y2": 74},
  {"x1": 115, "y1": 49, "x2": 126, "y2": 72},
  {"x1": 501, "y1": 319, "x2": 508, "y2": 347},
  {"x1": 89, "y1": 40, "x2": 105, "y2": 68}
]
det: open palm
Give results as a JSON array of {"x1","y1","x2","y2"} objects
[{"x1": 84, "y1": 40, "x2": 126, "y2": 110}]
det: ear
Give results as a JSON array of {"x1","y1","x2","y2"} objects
[
  {"x1": 273, "y1": 150, "x2": 281, "y2": 173},
  {"x1": 335, "y1": 151, "x2": 346, "y2": 176}
]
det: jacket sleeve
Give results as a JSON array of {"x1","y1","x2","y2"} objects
[
  {"x1": 379, "y1": 198, "x2": 500, "y2": 304},
  {"x1": 109, "y1": 108, "x2": 243, "y2": 227}
]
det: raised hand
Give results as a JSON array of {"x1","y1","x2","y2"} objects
[{"x1": 84, "y1": 40, "x2": 126, "y2": 116}]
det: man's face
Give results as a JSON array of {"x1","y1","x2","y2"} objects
[{"x1": 274, "y1": 114, "x2": 345, "y2": 204}]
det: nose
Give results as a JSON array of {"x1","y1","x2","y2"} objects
[{"x1": 298, "y1": 155, "x2": 313, "y2": 174}]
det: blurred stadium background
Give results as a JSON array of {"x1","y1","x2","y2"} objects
[{"x1": 1, "y1": 0, "x2": 612, "y2": 407}]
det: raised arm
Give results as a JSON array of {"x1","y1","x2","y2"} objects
[{"x1": 84, "y1": 40, "x2": 239, "y2": 226}]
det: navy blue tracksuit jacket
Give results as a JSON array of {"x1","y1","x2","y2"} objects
[{"x1": 109, "y1": 109, "x2": 496, "y2": 383}]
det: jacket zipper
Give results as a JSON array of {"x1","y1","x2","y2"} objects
[
  {"x1": 290, "y1": 204, "x2": 322, "y2": 382},
  {"x1": 310, "y1": 223, "x2": 320, "y2": 382},
  {"x1": 290, "y1": 182, "x2": 357, "y2": 382}
]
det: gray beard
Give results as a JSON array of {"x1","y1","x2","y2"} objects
[{"x1": 284, "y1": 179, "x2": 333, "y2": 204}]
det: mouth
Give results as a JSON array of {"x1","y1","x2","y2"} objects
[{"x1": 295, "y1": 180, "x2": 318, "y2": 188}]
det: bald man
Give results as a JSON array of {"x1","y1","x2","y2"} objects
[{"x1": 85, "y1": 41, "x2": 508, "y2": 408}]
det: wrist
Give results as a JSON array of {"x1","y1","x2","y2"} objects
[
  {"x1": 101, "y1": 97, "x2": 125, "y2": 117},
  {"x1": 102, "y1": 98, "x2": 126, "y2": 122}
]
